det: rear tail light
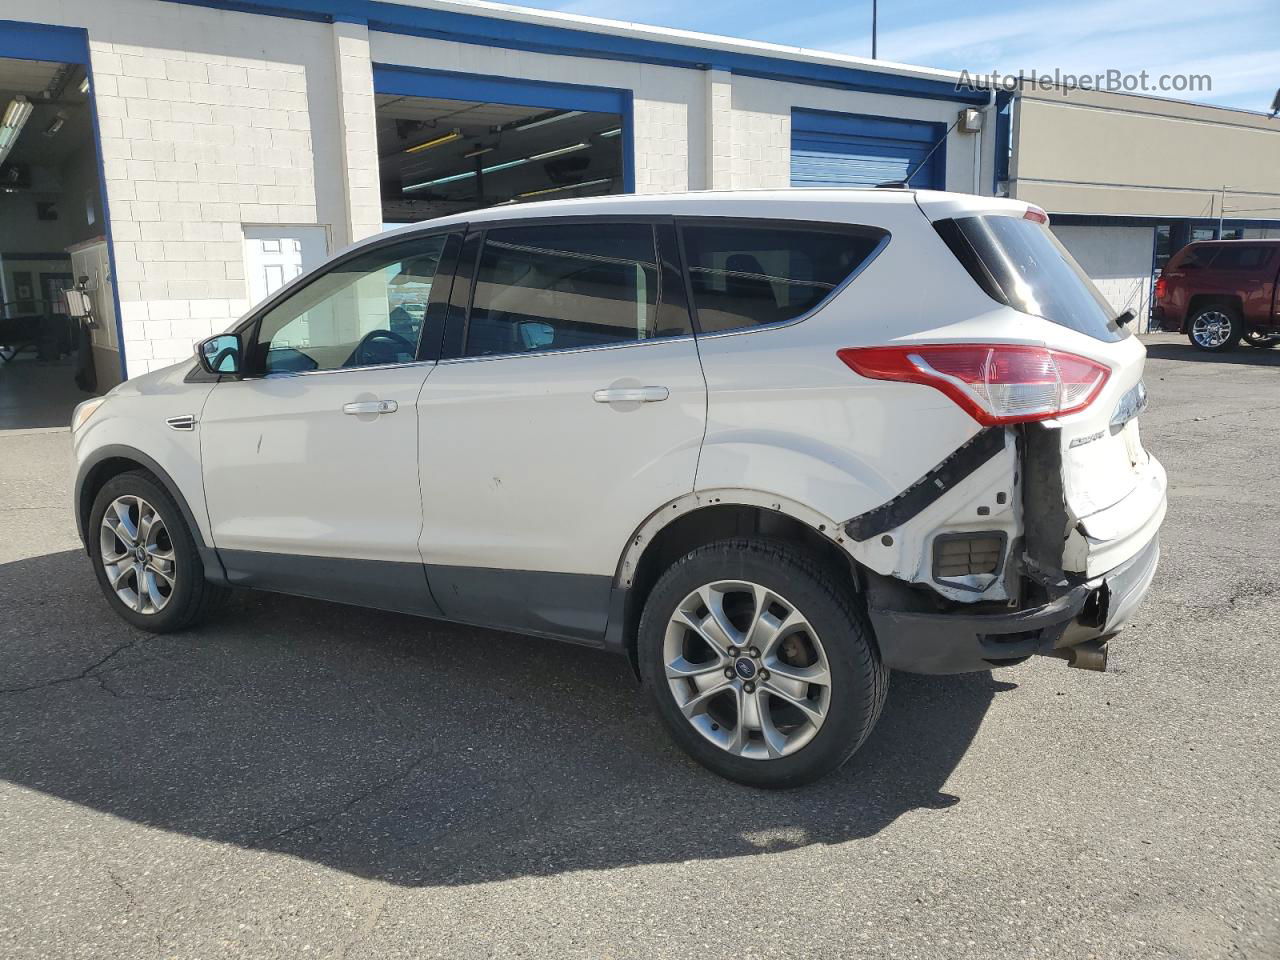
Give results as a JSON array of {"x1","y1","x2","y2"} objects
[
  {"x1": 1154, "y1": 275, "x2": 1167, "y2": 301},
  {"x1": 837, "y1": 343, "x2": 1110, "y2": 425},
  {"x1": 1023, "y1": 205, "x2": 1049, "y2": 225}
]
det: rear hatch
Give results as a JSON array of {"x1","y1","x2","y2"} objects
[{"x1": 919, "y1": 196, "x2": 1166, "y2": 577}]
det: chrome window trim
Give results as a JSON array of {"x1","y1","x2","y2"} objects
[
  {"x1": 238, "y1": 358, "x2": 438, "y2": 382},
  {"x1": 437, "y1": 333, "x2": 695, "y2": 365}
]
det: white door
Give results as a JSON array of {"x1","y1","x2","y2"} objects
[
  {"x1": 243, "y1": 226, "x2": 328, "y2": 308},
  {"x1": 201, "y1": 232, "x2": 456, "y2": 614},
  {"x1": 417, "y1": 222, "x2": 706, "y2": 641}
]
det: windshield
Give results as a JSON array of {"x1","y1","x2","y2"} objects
[{"x1": 939, "y1": 215, "x2": 1128, "y2": 343}]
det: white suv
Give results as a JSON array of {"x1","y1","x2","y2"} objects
[{"x1": 71, "y1": 189, "x2": 1166, "y2": 787}]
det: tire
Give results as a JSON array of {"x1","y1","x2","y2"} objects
[
  {"x1": 88, "y1": 470, "x2": 227, "y2": 632},
  {"x1": 1187, "y1": 303, "x2": 1242, "y2": 352},
  {"x1": 638, "y1": 538, "x2": 887, "y2": 788},
  {"x1": 1243, "y1": 329, "x2": 1280, "y2": 349}
]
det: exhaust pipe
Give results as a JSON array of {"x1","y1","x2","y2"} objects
[{"x1": 1047, "y1": 640, "x2": 1109, "y2": 672}]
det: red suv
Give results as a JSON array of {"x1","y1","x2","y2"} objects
[{"x1": 1155, "y1": 239, "x2": 1280, "y2": 351}]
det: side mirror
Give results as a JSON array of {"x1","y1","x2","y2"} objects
[
  {"x1": 196, "y1": 333, "x2": 242, "y2": 376},
  {"x1": 517, "y1": 320, "x2": 555, "y2": 350}
]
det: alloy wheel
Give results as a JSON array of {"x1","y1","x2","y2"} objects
[
  {"x1": 99, "y1": 495, "x2": 177, "y2": 614},
  {"x1": 663, "y1": 580, "x2": 831, "y2": 760},
  {"x1": 1191, "y1": 311, "x2": 1234, "y2": 348}
]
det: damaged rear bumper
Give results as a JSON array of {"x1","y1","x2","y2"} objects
[{"x1": 866, "y1": 533, "x2": 1160, "y2": 675}]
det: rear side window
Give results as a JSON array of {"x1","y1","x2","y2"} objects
[
  {"x1": 679, "y1": 222, "x2": 886, "y2": 334},
  {"x1": 937, "y1": 215, "x2": 1128, "y2": 343},
  {"x1": 1209, "y1": 245, "x2": 1271, "y2": 271},
  {"x1": 1177, "y1": 245, "x2": 1218, "y2": 269},
  {"x1": 465, "y1": 223, "x2": 661, "y2": 357}
]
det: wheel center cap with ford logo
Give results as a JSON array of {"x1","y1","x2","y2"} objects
[{"x1": 734, "y1": 657, "x2": 757, "y2": 680}]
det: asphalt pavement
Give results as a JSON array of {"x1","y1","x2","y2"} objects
[{"x1": 0, "y1": 333, "x2": 1277, "y2": 959}]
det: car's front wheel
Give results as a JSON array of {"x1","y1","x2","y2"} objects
[
  {"x1": 88, "y1": 470, "x2": 227, "y2": 632},
  {"x1": 638, "y1": 538, "x2": 887, "y2": 788}
]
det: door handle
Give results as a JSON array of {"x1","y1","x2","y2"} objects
[
  {"x1": 342, "y1": 400, "x2": 398, "y2": 415},
  {"x1": 592, "y1": 386, "x2": 670, "y2": 404}
]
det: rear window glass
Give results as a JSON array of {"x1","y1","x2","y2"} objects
[
  {"x1": 939, "y1": 215, "x2": 1128, "y2": 343},
  {"x1": 680, "y1": 222, "x2": 886, "y2": 333},
  {"x1": 1208, "y1": 245, "x2": 1271, "y2": 270}
]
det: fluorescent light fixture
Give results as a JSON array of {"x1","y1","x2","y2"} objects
[
  {"x1": 463, "y1": 145, "x2": 495, "y2": 159},
  {"x1": 79, "y1": 76, "x2": 90, "y2": 94},
  {"x1": 0, "y1": 96, "x2": 33, "y2": 166},
  {"x1": 404, "y1": 129, "x2": 462, "y2": 154},
  {"x1": 517, "y1": 177, "x2": 612, "y2": 200},
  {"x1": 403, "y1": 142, "x2": 591, "y2": 193},
  {"x1": 514, "y1": 110, "x2": 584, "y2": 132},
  {"x1": 598, "y1": 127, "x2": 623, "y2": 138}
]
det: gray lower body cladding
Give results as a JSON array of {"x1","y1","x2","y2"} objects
[{"x1": 864, "y1": 533, "x2": 1160, "y2": 674}]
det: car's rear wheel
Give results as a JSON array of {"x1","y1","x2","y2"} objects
[
  {"x1": 638, "y1": 538, "x2": 887, "y2": 788},
  {"x1": 88, "y1": 470, "x2": 227, "y2": 632},
  {"x1": 1187, "y1": 304, "x2": 1241, "y2": 352}
]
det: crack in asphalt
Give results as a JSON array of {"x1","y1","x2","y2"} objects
[
  {"x1": 252, "y1": 752, "x2": 434, "y2": 848},
  {"x1": 105, "y1": 865, "x2": 138, "y2": 916},
  {"x1": 91, "y1": 670, "x2": 193, "y2": 703},
  {"x1": 0, "y1": 633, "x2": 147, "y2": 695}
]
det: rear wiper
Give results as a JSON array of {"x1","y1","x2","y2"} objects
[{"x1": 1115, "y1": 309, "x2": 1135, "y2": 328}]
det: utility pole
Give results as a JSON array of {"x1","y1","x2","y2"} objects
[{"x1": 871, "y1": 0, "x2": 878, "y2": 58}]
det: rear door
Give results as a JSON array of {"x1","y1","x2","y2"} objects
[
  {"x1": 1209, "y1": 244, "x2": 1278, "y2": 326},
  {"x1": 416, "y1": 219, "x2": 705, "y2": 642}
]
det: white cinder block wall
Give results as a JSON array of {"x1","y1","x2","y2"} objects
[
  {"x1": 1052, "y1": 225, "x2": 1157, "y2": 332},
  {"x1": 10, "y1": 0, "x2": 991, "y2": 377}
]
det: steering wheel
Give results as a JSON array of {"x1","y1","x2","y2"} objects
[{"x1": 348, "y1": 329, "x2": 416, "y2": 367}]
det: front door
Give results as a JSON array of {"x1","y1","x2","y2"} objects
[
  {"x1": 200, "y1": 232, "x2": 458, "y2": 615},
  {"x1": 418, "y1": 221, "x2": 706, "y2": 642}
]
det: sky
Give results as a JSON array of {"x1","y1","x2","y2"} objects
[{"x1": 507, "y1": 0, "x2": 1280, "y2": 113}]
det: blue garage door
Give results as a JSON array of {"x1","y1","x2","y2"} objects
[{"x1": 791, "y1": 109, "x2": 945, "y2": 190}]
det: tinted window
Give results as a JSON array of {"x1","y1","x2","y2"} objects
[
  {"x1": 680, "y1": 223, "x2": 885, "y2": 333},
  {"x1": 465, "y1": 223, "x2": 660, "y2": 357},
  {"x1": 1210, "y1": 245, "x2": 1270, "y2": 271},
  {"x1": 945, "y1": 216, "x2": 1128, "y2": 343},
  {"x1": 1179, "y1": 245, "x2": 1219, "y2": 269},
  {"x1": 253, "y1": 235, "x2": 450, "y2": 374}
]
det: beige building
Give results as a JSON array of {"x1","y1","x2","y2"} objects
[
  {"x1": 1, "y1": 0, "x2": 1278, "y2": 425},
  {"x1": 1000, "y1": 86, "x2": 1280, "y2": 329}
]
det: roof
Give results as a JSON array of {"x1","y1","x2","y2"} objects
[
  {"x1": 384, "y1": 0, "x2": 963, "y2": 85},
  {"x1": 154, "y1": 0, "x2": 988, "y2": 104},
  {"x1": 372, "y1": 187, "x2": 1029, "y2": 245}
]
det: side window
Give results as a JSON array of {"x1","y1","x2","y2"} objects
[
  {"x1": 252, "y1": 234, "x2": 451, "y2": 374},
  {"x1": 465, "y1": 223, "x2": 660, "y2": 357},
  {"x1": 680, "y1": 222, "x2": 886, "y2": 334},
  {"x1": 1211, "y1": 246, "x2": 1268, "y2": 271},
  {"x1": 1181, "y1": 246, "x2": 1218, "y2": 269}
]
